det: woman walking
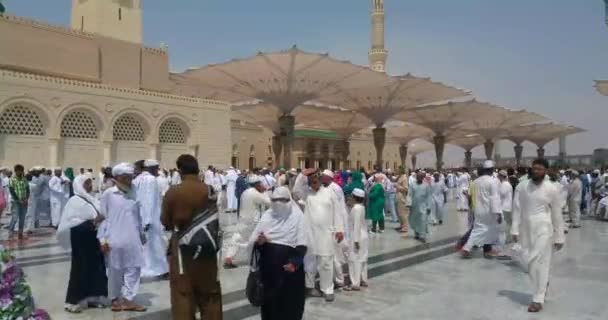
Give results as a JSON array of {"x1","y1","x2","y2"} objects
[{"x1": 57, "y1": 175, "x2": 107, "y2": 313}]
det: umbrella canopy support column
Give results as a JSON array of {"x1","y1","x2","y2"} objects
[
  {"x1": 372, "y1": 127, "x2": 386, "y2": 169},
  {"x1": 514, "y1": 144, "x2": 524, "y2": 167},
  {"x1": 464, "y1": 150, "x2": 473, "y2": 169},
  {"x1": 483, "y1": 139, "x2": 494, "y2": 160},
  {"x1": 279, "y1": 115, "x2": 295, "y2": 169},
  {"x1": 342, "y1": 139, "x2": 351, "y2": 170},
  {"x1": 411, "y1": 154, "x2": 418, "y2": 170},
  {"x1": 272, "y1": 135, "x2": 282, "y2": 168},
  {"x1": 399, "y1": 144, "x2": 408, "y2": 170},
  {"x1": 537, "y1": 146, "x2": 546, "y2": 159},
  {"x1": 433, "y1": 134, "x2": 446, "y2": 170}
]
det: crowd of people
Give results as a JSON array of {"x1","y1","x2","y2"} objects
[{"x1": 0, "y1": 158, "x2": 607, "y2": 318}]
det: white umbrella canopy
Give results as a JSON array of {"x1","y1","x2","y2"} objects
[
  {"x1": 394, "y1": 99, "x2": 503, "y2": 136},
  {"x1": 524, "y1": 124, "x2": 585, "y2": 148},
  {"x1": 300, "y1": 108, "x2": 375, "y2": 139},
  {"x1": 170, "y1": 46, "x2": 390, "y2": 114},
  {"x1": 447, "y1": 133, "x2": 486, "y2": 151},
  {"x1": 594, "y1": 80, "x2": 608, "y2": 96},
  {"x1": 454, "y1": 108, "x2": 549, "y2": 141},
  {"x1": 383, "y1": 123, "x2": 434, "y2": 145},
  {"x1": 315, "y1": 73, "x2": 470, "y2": 127}
]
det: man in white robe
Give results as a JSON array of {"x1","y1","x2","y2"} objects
[
  {"x1": 133, "y1": 160, "x2": 168, "y2": 278},
  {"x1": 498, "y1": 170, "x2": 513, "y2": 248},
  {"x1": 223, "y1": 177, "x2": 270, "y2": 268},
  {"x1": 430, "y1": 172, "x2": 448, "y2": 225},
  {"x1": 37, "y1": 169, "x2": 51, "y2": 225},
  {"x1": 204, "y1": 166, "x2": 215, "y2": 186},
  {"x1": 49, "y1": 168, "x2": 69, "y2": 228},
  {"x1": 303, "y1": 174, "x2": 344, "y2": 302},
  {"x1": 457, "y1": 169, "x2": 471, "y2": 211},
  {"x1": 98, "y1": 163, "x2": 147, "y2": 312},
  {"x1": 321, "y1": 169, "x2": 350, "y2": 288},
  {"x1": 567, "y1": 171, "x2": 583, "y2": 228},
  {"x1": 225, "y1": 167, "x2": 239, "y2": 213},
  {"x1": 512, "y1": 158, "x2": 565, "y2": 313},
  {"x1": 1, "y1": 168, "x2": 10, "y2": 215},
  {"x1": 292, "y1": 168, "x2": 316, "y2": 208},
  {"x1": 462, "y1": 161, "x2": 502, "y2": 259},
  {"x1": 346, "y1": 188, "x2": 369, "y2": 291}
]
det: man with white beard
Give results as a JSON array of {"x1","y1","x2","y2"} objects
[
  {"x1": 133, "y1": 160, "x2": 168, "y2": 278},
  {"x1": 511, "y1": 158, "x2": 565, "y2": 313},
  {"x1": 304, "y1": 174, "x2": 344, "y2": 302},
  {"x1": 320, "y1": 169, "x2": 349, "y2": 288},
  {"x1": 461, "y1": 160, "x2": 502, "y2": 259}
]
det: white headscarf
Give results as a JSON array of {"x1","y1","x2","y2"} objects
[
  {"x1": 56, "y1": 175, "x2": 101, "y2": 249},
  {"x1": 248, "y1": 186, "x2": 309, "y2": 248}
]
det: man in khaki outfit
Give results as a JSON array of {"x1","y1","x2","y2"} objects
[
  {"x1": 161, "y1": 154, "x2": 222, "y2": 320},
  {"x1": 395, "y1": 168, "x2": 410, "y2": 234}
]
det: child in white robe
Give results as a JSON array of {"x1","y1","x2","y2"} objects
[{"x1": 345, "y1": 188, "x2": 369, "y2": 291}]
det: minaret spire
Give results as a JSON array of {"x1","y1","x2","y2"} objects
[{"x1": 369, "y1": 0, "x2": 388, "y2": 72}]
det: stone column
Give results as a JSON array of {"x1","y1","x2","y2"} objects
[
  {"x1": 48, "y1": 138, "x2": 60, "y2": 168},
  {"x1": 278, "y1": 115, "x2": 295, "y2": 168},
  {"x1": 483, "y1": 139, "x2": 494, "y2": 160},
  {"x1": 433, "y1": 134, "x2": 446, "y2": 170},
  {"x1": 411, "y1": 154, "x2": 417, "y2": 170},
  {"x1": 398, "y1": 144, "x2": 408, "y2": 169},
  {"x1": 537, "y1": 147, "x2": 546, "y2": 159},
  {"x1": 149, "y1": 143, "x2": 159, "y2": 160},
  {"x1": 372, "y1": 127, "x2": 386, "y2": 169},
  {"x1": 102, "y1": 140, "x2": 112, "y2": 166},
  {"x1": 272, "y1": 135, "x2": 282, "y2": 167},
  {"x1": 558, "y1": 135, "x2": 566, "y2": 164},
  {"x1": 514, "y1": 144, "x2": 524, "y2": 167},
  {"x1": 341, "y1": 139, "x2": 350, "y2": 168},
  {"x1": 464, "y1": 150, "x2": 473, "y2": 169},
  {"x1": 188, "y1": 144, "x2": 199, "y2": 157}
]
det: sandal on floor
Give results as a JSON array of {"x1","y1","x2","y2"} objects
[
  {"x1": 64, "y1": 304, "x2": 82, "y2": 314},
  {"x1": 123, "y1": 301, "x2": 147, "y2": 312},
  {"x1": 111, "y1": 300, "x2": 123, "y2": 312}
]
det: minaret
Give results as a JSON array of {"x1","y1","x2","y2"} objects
[
  {"x1": 369, "y1": 0, "x2": 388, "y2": 72},
  {"x1": 70, "y1": 0, "x2": 142, "y2": 44}
]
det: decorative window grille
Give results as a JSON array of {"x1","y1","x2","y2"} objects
[
  {"x1": 61, "y1": 111, "x2": 98, "y2": 139},
  {"x1": 159, "y1": 119, "x2": 186, "y2": 144},
  {"x1": 113, "y1": 115, "x2": 145, "y2": 141},
  {"x1": 0, "y1": 104, "x2": 45, "y2": 136}
]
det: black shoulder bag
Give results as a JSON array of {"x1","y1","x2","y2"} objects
[{"x1": 246, "y1": 245, "x2": 264, "y2": 307}]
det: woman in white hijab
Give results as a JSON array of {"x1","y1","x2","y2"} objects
[
  {"x1": 248, "y1": 186, "x2": 310, "y2": 320},
  {"x1": 57, "y1": 175, "x2": 108, "y2": 313}
]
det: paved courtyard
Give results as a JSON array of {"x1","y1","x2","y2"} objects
[{"x1": 3, "y1": 205, "x2": 607, "y2": 320}]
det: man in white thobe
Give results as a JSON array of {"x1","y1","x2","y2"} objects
[
  {"x1": 222, "y1": 177, "x2": 270, "y2": 268},
  {"x1": 512, "y1": 158, "x2": 565, "y2": 313},
  {"x1": 457, "y1": 169, "x2": 471, "y2": 211},
  {"x1": 98, "y1": 163, "x2": 147, "y2": 312},
  {"x1": 225, "y1": 167, "x2": 238, "y2": 213},
  {"x1": 566, "y1": 171, "x2": 583, "y2": 228},
  {"x1": 292, "y1": 168, "x2": 316, "y2": 208},
  {"x1": 49, "y1": 168, "x2": 69, "y2": 228},
  {"x1": 204, "y1": 166, "x2": 215, "y2": 186},
  {"x1": 133, "y1": 160, "x2": 168, "y2": 278},
  {"x1": 462, "y1": 161, "x2": 502, "y2": 259},
  {"x1": 321, "y1": 169, "x2": 350, "y2": 288},
  {"x1": 1, "y1": 168, "x2": 10, "y2": 215},
  {"x1": 498, "y1": 170, "x2": 513, "y2": 248},
  {"x1": 430, "y1": 172, "x2": 448, "y2": 225},
  {"x1": 303, "y1": 174, "x2": 344, "y2": 302},
  {"x1": 37, "y1": 169, "x2": 51, "y2": 225}
]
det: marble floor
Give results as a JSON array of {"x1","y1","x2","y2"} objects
[{"x1": 3, "y1": 204, "x2": 608, "y2": 320}]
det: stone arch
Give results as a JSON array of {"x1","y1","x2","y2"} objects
[
  {"x1": 111, "y1": 110, "x2": 152, "y2": 142},
  {"x1": 232, "y1": 143, "x2": 239, "y2": 156},
  {"x1": 158, "y1": 117, "x2": 190, "y2": 145},
  {"x1": 249, "y1": 144, "x2": 256, "y2": 156},
  {"x1": 57, "y1": 103, "x2": 107, "y2": 140},
  {"x1": 0, "y1": 97, "x2": 51, "y2": 136}
]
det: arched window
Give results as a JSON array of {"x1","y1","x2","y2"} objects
[
  {"x1": 0, "y1": 104, "x2": 45, "y2": 136},
  {"x1": 159, "y1": 119, "x2": 186, "y2": 144},
  {"x1": 60, "y1": 110, "x2": 98, "y2": 139},
  {"x1": 113, "y1": 114, "x2": 145, "y2": 141}
]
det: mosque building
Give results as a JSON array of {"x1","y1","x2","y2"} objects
[{"x1": 0, "y1": 0, "x2": 406, "y2": 171}]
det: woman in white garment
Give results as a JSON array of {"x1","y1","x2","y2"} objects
[
  {"x1": 249, "y1": 187, "x2": 309, "y2": 320},
  {"x1": 345, "y1": 188, "x2": 369, "y2": 291},
  {"x1": 57, "y1": 175, "x2": 108, "y2": 313}
]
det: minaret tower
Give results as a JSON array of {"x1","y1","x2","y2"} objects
[
  {"x1": 369, "y1": 0, "x2": 388, "y2": 72},
  {"x1": 70, "y1": 0, "x2": 142, "y2": 44}
]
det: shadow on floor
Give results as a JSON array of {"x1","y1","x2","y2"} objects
[{"x1": 497, "y1": 289, "x2": 531, "y2": 306}]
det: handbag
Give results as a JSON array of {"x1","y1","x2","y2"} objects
[
  {"x1": 246, "y1": 245, "x2": 264, "y2": 307},
  {"x1": 177, "y1": 205, "x2": 221, "y2": 261}
]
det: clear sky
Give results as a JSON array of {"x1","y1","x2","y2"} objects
[{"x1": 5, "y1": 0, "x2": 608, "y2": 166}]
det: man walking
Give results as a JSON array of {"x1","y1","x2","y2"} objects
[{"x1": 8, "y1": 164, "x2": 29, "y2": 240}]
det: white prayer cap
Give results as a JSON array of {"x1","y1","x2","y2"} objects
[
  {"x1": 352, "y1": 188, "x2": 365, "y2": 198},
  {"x1": 594, "y1": 169, "x2": 601, "y2": 174},
  {"x1": 248, "y1": 176, "x2": 262, "y2": 184},
  {"x1": 571, "y1": 170, "x2": 580, "y2": 176},
  {"x1": 144, "y1": 159, "x2": 159, "y2": 167},
  {"x1": 289, "y1": 168, "x2": 297, "y2": 175},
  {"x1": 321, "y1": 169, "x2": 334, "y2": 179},
  {"x1": 236, "y1": 170, "x2": 241, "y2": 174},
  {"x1": 387, "y1": 168, "x2": 393, "y2": 174},
  {"x1": 346, "y1": 170, "x2": 351, "y2": 173},
  {"x1": 482, "y1": 160, "x2": 495, "y2": 169},
  {"x1": 229, "y1": 166, "x2": 234, "y2": 170},
  {"x1": 559, "y1": 170, "x2": 565, "y2": 175},
  {"x1": 498, "y1": 170, "x2": 508, "y2": 177},
  {"x1": 112, "y1": 162, "x2": 134, "y2": 176},
  {"x1": 270, "y1": 186, "x2": 291, "y2": 199}
]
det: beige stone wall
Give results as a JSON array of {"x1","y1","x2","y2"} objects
[
  {"x1": 230, "y1": 121, "x2": 274, "y2": 170},
  {"x1": 0, "y1": 69, "x2": 231, "y2": 170},
  {"x1": 0, "y1": 14, "x2": 169, "y2": 91},
  {"x1": 70, "y1": 0, "x2": 143, "y2": 44}
]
